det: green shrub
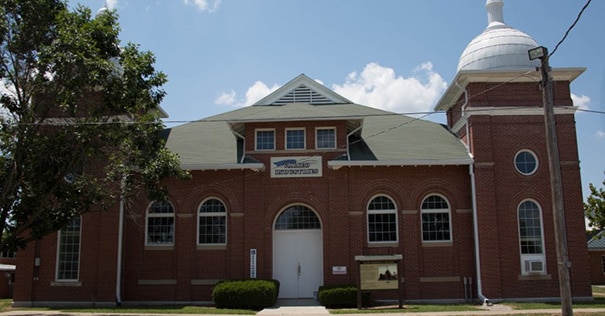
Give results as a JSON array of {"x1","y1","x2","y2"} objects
[
  {"x1": 212, "y1": 279, "x2": 279, "y2": 310},
  {"x1": 318, "y1": 285, "x2": 371, "y2": 308}
]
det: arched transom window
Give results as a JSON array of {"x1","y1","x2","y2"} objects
[
  {"x1": 367, "y1": 195, "x2": 398, "y2": 243},
  {"x1": 275, "y1": 205, "x2": 320, "y2": 230},
  {"x1": 198, "y1": 198, "x2": 227, "y2": 245},
  {"x1": 421, "y1": 195, "x2": 451, "y2": 242}
]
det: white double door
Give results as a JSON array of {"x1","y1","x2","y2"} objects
[{"x1": 273, "y1": 229, "x2": 323, "y2": 298}]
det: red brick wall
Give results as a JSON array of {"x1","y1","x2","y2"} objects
[
  {"x1": 12, "y1": 78, "x2": 592, "y2": 305},
  {"x1": 589, "y1": 251, "x2": 605, "y2": 285},
  {"x1": 452, "y1": 79, "x2": 591, "y2": 299}
]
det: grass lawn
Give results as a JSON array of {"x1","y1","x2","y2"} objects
[{"x1": 3, "y1": 286, "x2": 605, "y2": 314}]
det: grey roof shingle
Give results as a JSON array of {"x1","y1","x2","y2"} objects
[
  {"x1": 588, "y1": 232, "x2": 605, "y2": 250},
  {"x1": 164, "y1": 103, "x2": 471, "y2": 169},
  {"x1": 163, "y1": 74, "x2": 471, "y2": 170}
]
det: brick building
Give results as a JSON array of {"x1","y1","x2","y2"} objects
[{"x1": 12, "y1": 0, "x2": 592, "y2": 306}]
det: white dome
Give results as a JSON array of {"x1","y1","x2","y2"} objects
[{"x1": 457, "y1": 0, "x2": 540, "y2": 71}]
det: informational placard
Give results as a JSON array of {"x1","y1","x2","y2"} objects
[
  {"x1": 250, "y1": 249, "x2": 257, "y2": 279},
  {"x1": 359, "y1": 263, "x2": 399, "y2": 290},
  {"x1": 270, "y1": 156, "x2": 322, "y2": 178},
  {"x1": 355, "y1": 255, "x2": 402, "y2": 309},
  {"x1": 332, "y1": 266, "x2": 347, "y2": 275}
]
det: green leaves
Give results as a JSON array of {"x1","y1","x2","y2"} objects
[
  {"x1": 0, "y1": 0, "x2": 186, "y2": 251},
  {"x1": 585, "y1": 174, "x2": 605, "y2": 230}
]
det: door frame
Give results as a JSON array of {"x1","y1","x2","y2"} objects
[{"x1": 272, "y1": 204, "x2": 324, "y2": 299}]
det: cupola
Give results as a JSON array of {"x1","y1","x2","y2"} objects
[{"x1": 457, "y1": 0, "x2": 540, "y2": 71}]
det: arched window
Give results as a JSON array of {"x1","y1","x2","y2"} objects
[
  {"x1": 421, "y1": 195, "x2": 451, "y2": 242},
  {"x1": 198, "y1": 198, "x2": 227, "y2": 245},
  {"x1": 367, "y1": 195, "x2": 398, "y2": 243},
  {"x1": 146, "y1": 201, "x2": 175, "y2": 245},
  {"x1": 275, "y1": 205, "x2": 321, "y2": 230},
  {"x1": 518, "y1": 200, "x2": 546, "y2": 274}
]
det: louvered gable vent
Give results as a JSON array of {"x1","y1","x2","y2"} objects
[
  {"x1": 272, "y1": 84, "x2": 335, "y2": 105},
  {"x1": 253, "y1": 74, "x2": 352, "y2": 106}
]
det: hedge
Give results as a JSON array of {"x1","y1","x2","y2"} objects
[
  {"x1": 212, "y1": 279, "x2": 279, "y2": 310},
  {"x1": 317, "y1": 285, "x2": 371, "y2": 308}
]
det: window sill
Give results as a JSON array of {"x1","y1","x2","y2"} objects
[
  {"x1": 518, "y1": 274, "x2": 552, "y2": 281},
  {"x1": 367, "y1": 242, "x2": 399, "y2": 248},
  {"x1": 197, "y1": 244, "x2": 227, "y2": 250},
  {"x1": 145, "y1": 245, "x2": 174, "y2": 251},
  {"x1": 51, "y1": 281, "x2": 82, "y2": 287},
  {"x1": 422, "y1": 241, "x2": 453, "y2": 247}
]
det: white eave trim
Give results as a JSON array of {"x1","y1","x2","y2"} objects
[
  {"x1": 451, "y1": 106, "x2": 578, "y2": 133},
  {"x1": 435, "y1": 67, "x2": 586, "y2": 111},
  {"x1": 182, "y1": 163, "x2": 265, "y2": 172},
  {"x1": 328, "y1": 158, "x2": 473, "y2": 169}
]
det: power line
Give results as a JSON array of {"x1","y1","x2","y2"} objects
[{"x1": 549, "y1": 0, "x2": 592, "y2": 58}]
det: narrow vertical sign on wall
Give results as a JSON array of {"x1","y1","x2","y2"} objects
[{"x1": 250, "y1": 249, "x2": 257, "y2": 279}]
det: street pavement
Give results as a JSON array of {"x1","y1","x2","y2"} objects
[{"x1": 3, "y1": 302, "x2": 605, "y2": 316}]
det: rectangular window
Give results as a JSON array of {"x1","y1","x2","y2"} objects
[
  {"x1": 368, "y1": 213, "x2": 397, "y2": 242},
  {"x1": 0, "y1": 249, "x2": 15, "y2": 258},
  {"x1": 147, "y1": 217, "x2": 175, "y2": 245},
  {"x1": 199, "y1": 216, "x2": 226, "y2": 244},
  {"x1": 256, "y1": 129, "x2": 275, "y2": 151},
  {"x1": 316, "y1": 128, "x2": 336, "y2": 149},
  {"x1": 421, "y1": 213, "x2": 451, "y2": 241},
  {"x1": 602, "y1": 256, "x2": 605, "y2": 274},
  {"x1": 56, "y1": 217, "x2": 81, "y2": 281},
  {"x1": 286, "y1": 128, "x2": 305, "y2": 150}
]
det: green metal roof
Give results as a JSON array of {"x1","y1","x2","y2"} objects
[
  {"x1": 164, "y1": 74, "x2": 472, "y2": 170},
  {"x1": 588, "y1": 232, "x2": 605, "y2": 250}
]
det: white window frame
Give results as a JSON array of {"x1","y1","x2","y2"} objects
[
  {"x1": 514, "y1": 149, "x2": 539, "y2": 176},
  {"x1": 517, "y1": 199, "x2": 546, "y2": 275},
  {"x1": 145, "y1": 201, "x2": 175, "y2": 246},
  {"x1": 366, "y1": 194, "x2": 399, "y2": 244},
  {"x1": 285, "y1": 128, "x2": 306, "y2": 150},
  {"x1": 420, "y1": 194, "x2": 452, "y2": 242},
  {"x1": 255, "y1": 128, "x2": 275, "y2": 151},
  {"x1": 55, "y1": 216, "x2": 82, "y2": 282},
  {"x1": 197, "y1": 197, "x2": 228, "y2": 246},
  {"x1": 315, "y1": 127, "x2": 336, "y2": 149}
]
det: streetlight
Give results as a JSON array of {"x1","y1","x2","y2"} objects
[{"x1": 529, "y1": 45, "x2": 573, "y2": 316}]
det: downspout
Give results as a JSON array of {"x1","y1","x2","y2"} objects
[
  {"x1": 115, "y1": 178, "x2": 125, "y2": 306},
  {"x1": 346, "y1": 126, "x2": 362, "y2": 161},
  {"x1": 455, "y1": 80, "x2": 486, "y2": 303}
]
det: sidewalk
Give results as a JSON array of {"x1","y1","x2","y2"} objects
[{"x1": 3, "y1": 303, "x2": 605, "y2": 316}]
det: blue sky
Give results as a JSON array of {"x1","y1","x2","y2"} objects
[{"x1": 78, "y1": 0, "x2": 604, "y2": 200}]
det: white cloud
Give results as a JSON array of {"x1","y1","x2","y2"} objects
[
  {"x1": 184, "y1": 0, "x2": 222, "y2": 12},
  {"x1": 216, "y1": 62, "x2": 447, "y2": 114},
  {"x1": 0, "y1": 81, "x2": 16, "y2": 121},
  {"x1": 215, "y1": 81, "x2": 280, "y2": 107},
  {"x1": 214, "y1": 90, "x2": 236, "y2": 106},
  {"x1": 332, "y1": 62, "x2": 447, "y2": 115},
  {"x1": 596, "y1": 131, "x2": 605, "y2": 139},
  {"x1": 571, "y1": 93, "x2": 590, "y2": 110},
  {"x1": 106, "y1": 0, "x2": 118, "y2": 10}
]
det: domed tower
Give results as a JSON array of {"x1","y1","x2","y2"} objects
[{"x1": 435, "y1": 0, "x2": 591, "y2": 302}]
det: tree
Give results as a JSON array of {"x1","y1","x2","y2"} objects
[
  {"x1": 0, "y1": 0, "x2": 187, "y2": 251},
  {"x1": 585, "y1": 173, "x2": 605, "y2": 230}
]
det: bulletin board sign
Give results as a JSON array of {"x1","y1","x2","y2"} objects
[
  {"x1": 355, "y1": 254, "x2": 403, "y2": 309},
  {"x1": 359, "y1": 263, "x2": 399, "y2": 290}
]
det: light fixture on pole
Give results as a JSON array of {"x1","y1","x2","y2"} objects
[
  {"x1": 528, "y1": 46, "x2": 547, "y2": 61},
  {"x1": 528, "y1": 45, "x2": 573, "y2": 316}
]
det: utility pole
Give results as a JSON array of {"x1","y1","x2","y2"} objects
[{"x1": 529, "y1": 46, "x2": 573, "y2": 316}]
